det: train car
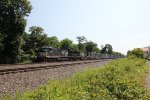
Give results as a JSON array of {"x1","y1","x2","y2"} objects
[
  {"x1": 67, "y1": 50, "x2": 85, "y2": 61},
  {"x1": 37, "y1": 46, "x2": 68, "y2": 62},
  {"x1": 90, "y1": 52, "x2": 101, "y2": 60},
  {"x1": 37, "y1": 46, "x2": 122, "y2": 62},
  {"x1": 37, "y1": 46, "x2": 86, "y2": 62}
]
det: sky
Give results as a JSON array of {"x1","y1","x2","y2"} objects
[{"x1": 26, "y1": 0, "x2": 150, "y2": 55}]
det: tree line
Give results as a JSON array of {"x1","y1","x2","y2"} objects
[{"x1": 0, "y1": 0, "x2": 123, "y2": 64}]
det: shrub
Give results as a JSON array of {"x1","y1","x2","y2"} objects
[{"x1": 127, "y1": 48, "x2": 144, "y2": 58}]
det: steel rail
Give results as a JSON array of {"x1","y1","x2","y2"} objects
[{"x1": 0, "y1": 59, "x2": 110, "y2": 75}]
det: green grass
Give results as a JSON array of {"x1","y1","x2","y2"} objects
[{"x1": 1, "y1": 58, "x2": 150, "y2": 100}]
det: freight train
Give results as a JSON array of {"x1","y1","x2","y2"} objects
[{"x1": 37, "y1": 46, "x2": 123, "y2": 62}]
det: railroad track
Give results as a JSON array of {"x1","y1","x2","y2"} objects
[{"x1": 0, "y1": 59, "x2": 110, "y2": 75}]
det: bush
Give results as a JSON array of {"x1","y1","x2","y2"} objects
[
  {"x1": 20, "y1": 49, "x2": 37, "y2": 64},
  {"x1": 127, "y1": 48, "x2": 144, "y2": 58}
]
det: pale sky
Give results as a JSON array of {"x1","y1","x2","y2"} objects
[{"x1": 26, "y1": 0, "x2": 150, "y2": 54}]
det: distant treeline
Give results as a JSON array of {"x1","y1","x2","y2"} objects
[{"x1": 0, "y1": 0, "x2": 124, "y2": 64}]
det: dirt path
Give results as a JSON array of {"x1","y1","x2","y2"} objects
[{"x1": 146, "y1": 61, "x2": 150, "y2": 89}]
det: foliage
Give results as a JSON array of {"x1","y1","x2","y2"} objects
[
  {"x1": 72, "y1": 44, "x2": 79, "y2": 52},
  {"x1": 127, "y1": 48, "x2": 144, "y2": 58},
  {"x1": 101, "y1": 44, "x2": 113, "y2": 54},
  {"x1": 77, "y1": 36, "x2": 87, "y2": 44},
  {"x1": 85, "y1": 41, "x2": 99, "y2": 52},
  {"x1": 77, "y1": 36, "x2": 87, "y2": 52},
  {"x1": 29, "y1": 26, "x2": 49, "y2": 52},
  {"x1": 48, "y1": 36, "x2": 60, "y2": 48},
  {"x1": 60, "y1": 38, "x2": 78, "y2": 51},
  {"x1": 112, "y1": 51, "x2": 124, "y2": 57},
  {"x1": 77, "y1": 43, "x2": 85, "y2": 52},
  {"x1": 3, "y1": 58, "x2": 150, "y2": 100},
  {"x1": 20, "y1": 27, "x2": 50, "y2": 63},
  {"x1": 0, "y1": 0, "x2": 32, "y2": 64},
  {"x1": 0, "y1": 32, "x2": 4, "y2": 52}
]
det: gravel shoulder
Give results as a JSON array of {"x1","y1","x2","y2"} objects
[{"x1": 0, "y1": 61, "x2": 109, "y2": 95}]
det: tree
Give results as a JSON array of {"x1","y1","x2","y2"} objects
[
  {"x1": 105, "y1": 44, "x2": 113, "y2": 54},
  {"x1": 28, "y1": 26, "x2": 49, "y2": 52},
  {"x1": 101, "y1": 44, "x2": 113, "y2": 54},
  {"x1": 77, "y1": 36, "x2": 86, "y2": 52},
  {"x1": 72, "y1": 44, "x2": 79, "y2": 52},
  {"x1": 48, "y1": 36, "x2": 60, "y2": 48},
  {"x1": 127, "y1": 50, "x2": 131, "y2": 56},
  {"x1": 60, "y1": 38, "x2": 74, "y2": 50},
  {"x1": 59, "y1": 38, "x2": 78, "y2": 52},
  {"x1": 20, "y1": 27, "x2": 49, "y2": 63},
  {"x1": 0, "y1": 0, "x2": 32, "y2": 64},
  {"x1": 85, "y1": 41, "x2": 99, "y2": 52},
  {"x1": 21, "y1": 32, "x2": 30, "y2": 50},
  {"x1": 77, "y1": 36, "x2": 86, "y2": 44},
  {"x1": 127, "y1": 48, "x2": 144, "y2": 58},
  {"x1": 0, "y1": 33, "x2": 4, "y2": 51},
  {"x1": 101, "y1": 45, "x2": 107, "y2": 54},
  {"x1": 0, "y1": 33, "x2": 4, "y2": 58},
  {"x1": 112, "y1": 51, "x2": 124, "y2": 58}
]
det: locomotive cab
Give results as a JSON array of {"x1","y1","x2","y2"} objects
[{"x1": 39, "y1": 47, "x2": 53, "y2": 57}]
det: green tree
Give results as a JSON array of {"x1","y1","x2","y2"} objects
[
  {"x1": 77, "y1": 36, "x2": 86, "y2": 52},
  {"x1": 101, "y1": 45, "x2": 107, "y2": 54},
  {"x1": 22, "y1": 32, "x2": 35, "y2": 54},
  {"x1": 127, "y1": 50, "x2": 131, "y2": 56},
  {"x1": 28, "y1": 26, "x2": 49, "y2": 52},
  {"x1": 85, "y1": 41, "x2": 99, "y2": 52},
  {"x1": 127, "y1": 48, "x2": 144, "y2": 58},
  {"x1": 77, "y1": 36, "x2": 86, "y2": 44},
  {"x1": 101, "y1": 44, "x2": 113, "y2": 54},
  {"x1": 59, "y1": 38, "x2": 79, "y2": 52},
  {"x1": 72, "y1": 44, "x2": 79, "y2": 52},
  {"x1": 0, "y1": 33, "x2": 4, "y2": 50},
  {"x1": 0, "y1": 0, "x2": 32, "y2": 64},
  {"x1": 105, "y1": 44, "x2": 113, "y2": 54},
  {"x1": 60, "y1": 38, "x2": 74, "y2": 50},
  {"x1": 112, "y1": 51, "x2": 124, "y2": 58},
  {"x1": 22, "y1": 32, "x2": 30, "y2": 51},
  {"x1": 20, "y1": 27, "x2": 49, "y2": 63},
  {"x1": 48, "y1": 36, "x2": 60, "y2": 48}
]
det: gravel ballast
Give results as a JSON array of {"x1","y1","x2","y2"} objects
[{"x1": 0, "y1": 61, "x2": 109, "y2": 95}]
